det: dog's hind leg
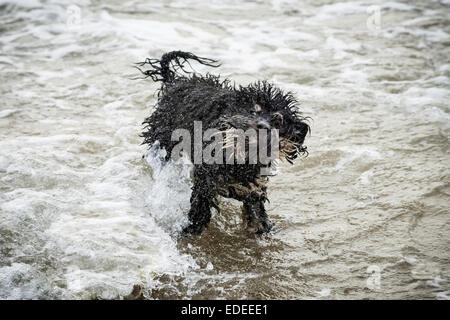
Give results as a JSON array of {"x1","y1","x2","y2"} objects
[
  {"x1": 182, "y1": 167, "x2": 218, "y2": 235},
  {"x1": 183, "y1": 192, "x2": 214, "y2": 235},
  {"x1": 242, "y1": 200, "x2": 273, "y2": 234}
]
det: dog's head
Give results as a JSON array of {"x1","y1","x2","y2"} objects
[
  {"x1": 216, "y1": 81, "x2": 310, "y2": 165},
  {"x1": 250, "y1": 104, "x2": 310, "y2": 164}
]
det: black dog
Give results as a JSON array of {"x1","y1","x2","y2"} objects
[{"x1": 137, "y1": 51, "x2": 310, "y2": 235}]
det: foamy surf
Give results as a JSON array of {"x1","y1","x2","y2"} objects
[
  {"x1": 44, "y1": 148, "x2": 197, "y2": 299},
  {"x1": 1, "y1": 138, "x2": 197, "y2": 299}
]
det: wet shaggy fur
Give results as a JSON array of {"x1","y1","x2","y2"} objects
[{"x1": 137, "y1": 51, "x2": 310, "y2": 235}]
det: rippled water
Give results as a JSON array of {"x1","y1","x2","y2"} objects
[{"x1": 0, "y1": 0, "x2": 449, "y2": 299}]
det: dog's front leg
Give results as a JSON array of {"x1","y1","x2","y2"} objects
[
  {"x1": 242, "y1": 200, "x2": 273, "y2": 234},
  {"x1": 182, "y1": 167, "x2": 217, "y2": 235}
]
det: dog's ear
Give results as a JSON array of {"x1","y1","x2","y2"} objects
[{"x1": 253, "y1": 104, "x2": 262, "y2": 113}]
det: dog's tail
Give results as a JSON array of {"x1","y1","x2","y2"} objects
[{"x1": 134, "y1": 51, "x2": 220, "y2": 84}]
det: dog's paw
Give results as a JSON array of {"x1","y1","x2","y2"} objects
[
  {"x1": 246, "y1": 219, "x2": 273, "y2": 235},
  {"x1": 257, "y1": 220, "x2": 274, "y2": 235}
]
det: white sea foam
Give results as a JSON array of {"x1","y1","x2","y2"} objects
[
  {"x1": 43, "y1": 147, "x2": 197, "y2": 299},
  {"x1": 333, "y1": 146, "x2": 382, "y2": 171},
  {"x1": 0, "y1": 109, "x2": 18, "y2": 118},
  {"x1": 436, "y1": 290, "x2": 450, "y2": 300}
]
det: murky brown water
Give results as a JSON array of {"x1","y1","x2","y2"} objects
[{"x1": 0, "y1": 0, "x2": 449, "y2": 299}]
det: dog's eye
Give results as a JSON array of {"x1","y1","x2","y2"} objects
[
  {"x1": 253, "y1": 104, "x2": 262, "y2": 114},
  {"x1": 271, "y1": 112, "x2": 283, "y2": 126}
]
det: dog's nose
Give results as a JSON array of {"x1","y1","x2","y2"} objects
[{"x1": 256, "y1": 121, "x2": 270, "y2": 130}]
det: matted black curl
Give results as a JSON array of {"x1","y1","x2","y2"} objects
[{"x1": 134, "y1": 51, "x2": 221, "y2": 83}]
